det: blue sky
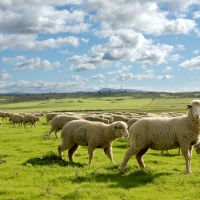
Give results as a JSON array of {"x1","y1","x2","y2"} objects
[{"x1": 0, "y1": 0, "x2": 200, "y2": 93}]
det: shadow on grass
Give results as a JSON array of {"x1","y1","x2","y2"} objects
[
  {"x1": 69, "y1": 164, "x2": 171, "y2": 189},
  {"x1": 22, "y1": 151, "x2": 86, "y2": 168}
]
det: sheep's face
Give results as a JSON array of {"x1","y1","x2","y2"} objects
[
  {"x1": 188, "y1": 100, "x2": 200, "y2": 120},
  {"x1": 113, "y1": 121, "x2": 129, "y2": 138}
]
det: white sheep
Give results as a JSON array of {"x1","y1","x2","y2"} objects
[
  {"x1": 83, "y1": 116, "x2": 109, "y2": 124},
  {"x1": 0, "y1": 121, "x2": 2, "y2": 126},
  {"x1": 48, "y1": 115, "x2": 82, "y2": 139},
  {"x1": 12, "y1": 114, "x2": 24, "y2": 127},
  {"x1": 58, "y1": 120, "x2": 129, "y2": 165},
  {"x1": 45, "y1": 112, "x2": 58, "y2": 124},
  {"x1": 0, "y1": 111, "x2": 10, "y2": 120},
  {"x1": 118, "y1": 100, "x2": 200, "y2": 173},
  {"x1": 23, "y1": 114, "x2": 41, "y2": 128}
]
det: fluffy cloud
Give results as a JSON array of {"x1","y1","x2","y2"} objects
[
  {"x1": 0, "y1": 80, "x2": 85, "y2": 93},
  {"x1": 70, "y1": 63, "x2": 96, "y2": 71},
  {"x1": 91, "y1": 74, "x2": 104, "y2": 79},
  {"x1": 0, "y1": 3, "x2": 89, "y2": 34},
  {"x1": 0, "y1": 70, "x2": 12, "y2": 80},
  {"x1": 2, "y1": 56, "x2": 61, "y2": 71},
  {"x1": 179, "y1": 56, "x2": 200, "y2": 70},
  {"x1": 156, "y1": 75, "x2": 173, "y2": 80},
  {"x1": 0, "y1": 34, "x2": 80, "y2": 51},
  {"x1": 67, "y1": 30, "x2": 174, "y2": 68},
  {"x1": 88, "y1": 0, "x2": 196, "y2": 37}
]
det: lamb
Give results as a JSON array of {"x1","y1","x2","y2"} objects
[
  {"x1": 118, "y1": 100, "x2": 200, "y2": 173},
  {"x1": 58, "y1": 120, "x2": 129, "y2": 165},
  {"x1": 48, "y1": 115, "x2": 83, "y2": 139},
  {"x1": 23, "y1": 114, "x2": 41, "y2": 128}
]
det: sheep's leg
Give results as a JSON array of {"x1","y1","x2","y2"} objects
[
  {"x1": 48, "y1": 129, "x2": 53, "y2": 138},
  {"x1": 88, "y1": 145, "x2": 95, "y2": 165},
  {"x1": 54, "y1": 130, "x2": 59, "y2": 139},
  {"x1": 135, "y1": 148, "x2": 148, "y2": 168},
  {"x1": 68, "y1": 144, "x2": 79, "y2": 162},
  {"x1": 118, "y1": 146, "x2": 138, "y2": 172},
  {"x1": 181, "y1": 146, "x2": 192, "y2": 173},
  {"x1": 104, "y1": 146, "x2": 114, "y2": 163}
]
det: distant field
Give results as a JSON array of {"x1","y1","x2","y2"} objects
[{"x1": 0, "y1": 96, "x2": 196, "y2": 114}]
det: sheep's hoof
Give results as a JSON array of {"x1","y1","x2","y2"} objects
[{"x1": 118, "y1": 166, "x2": 123, "y2": 172}]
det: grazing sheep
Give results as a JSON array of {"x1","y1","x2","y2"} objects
[
  {"x1": 58, "y1": 120, "x2": 129, "y2": 165},
  {"x1": 0, "y1": 112, "x2": 10, "y2": 120},
  {"x1": 111, "y1": 114, "x2": 130, "y2": 122},
  {"x1": 127, "y1": 118, "x2": 140, "y2": 130},
  {"x1": 118, "y1": 100, "x2": 200, "y2": 173},
  {"x1": 12, "y1": 114, "x2": 24, "y2": 127},
  {"x1": 0, "y1": 121, "x2": 2, "y2": 126},
  {"x1": 46, "y1": 112, "x2": 58, "y2": 124},
  {"x1": 48, "y1": 115, "x2": 82, "y2": 139},
  {"x1": 83, "y1": 116, "x2": 109, "y2": 124},
  {"x1": 23, "y1": 115, "x2": 41, "y2": 128}
]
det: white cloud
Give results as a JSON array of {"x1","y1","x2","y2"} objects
[
  {"x1": 163, "y1": 66, "x2": 172, "y2": 72},
  {"x1": 0, "y1": 80, "x2": 85, "y2": 93},
  {"x1": 70, "y1": 75, "x2": 88, "y2": 83},
  {"x1": 193, "y1": 11, "x2": 200, "y2": 19},
  {"x1": 0, "y1": 3, "x2": 89, "y2": 34},
  {"x1": 91, "y1": 74, "x2": 104, "y2": 79},
  {"x1": 0, "y1": 34, "x2": 80, "y2": 51},
  {"x1": 179, "y1": 56, "x2": 200, "y2": 70},
  {"x1": 70, "y1": 63, "x2": 96, "y2": 71},
  {"x1": 89, "y1": 0, "x2": 196, "y2": 37},
  {"x1": 156, "y1": 75, "x2": 173, "y2": 80},
  {"x1": 113, "y1": 70, "x2": 155, "y2": 82},
  {"x1": 0, "y1": 70, "x2": 12, "y2": 80},
  {"x1": 2, "y1": 56, "x2": 61, "y2": 71}
]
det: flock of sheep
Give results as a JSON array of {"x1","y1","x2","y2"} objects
[{"x1": 1, "y1": 99, "x2": 200, "y2": 173}]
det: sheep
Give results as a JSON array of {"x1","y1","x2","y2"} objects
[
  {"x1": 46, "y1": 112, "x2": 59, "y2": 124},
  {"x1": 0, "y1": 121, "x2": 2, "y2": 126},
  {"x1": 0, "y1": 111, "x2": 10, "y2": 120},
  {"x1": 126, "y1": 118, "x2": 140, "y2": 130},
  {"x1": 23, "y1": 114, "x2": 41, "y2": 128},
  {"x1": 48, "y1": 115, "x2": 83, "y2": 139},
  {"x1": 111, "y1": 114, "x2": 130, "y2": 122},
  {"x1": 12, "y1": 114, "x2": 24, "y2": 127},
  {"x1": 58, "y1": 120, "x2": 129, "y2": 165},
  {"x1": 83, "y1": 116, "x2": 109, "y2": 124},
  {"x1": 118, "y1": 100, "x2": 200, "y2": 174}
]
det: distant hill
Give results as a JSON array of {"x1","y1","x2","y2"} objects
[{"x1": 98, "y1": 88, "x2": 147, "y2": 93}]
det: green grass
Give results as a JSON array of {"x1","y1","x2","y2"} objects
[
  {"x1": 1, "y1": 97, "x2": 200, "y2": 199},
  {"x1": 0, "y1": 97, "x2": 196, "y2": 113}
]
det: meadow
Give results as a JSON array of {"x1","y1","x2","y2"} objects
[{"x1": 0, "y1": 96, "x2": 200, "y2": 199}]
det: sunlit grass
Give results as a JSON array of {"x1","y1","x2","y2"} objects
[{"x1": 0, "y1": 116, "x2": 200, "y2": 199}]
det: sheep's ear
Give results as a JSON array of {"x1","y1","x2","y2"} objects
[{"x1": 187, "y1": 104, "x2": 192, "y2": 109}]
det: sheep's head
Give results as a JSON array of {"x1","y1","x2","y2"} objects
[
  {"x1": 112, "y1": 121, "x2": 129, "y2": 138},
  {"x1": 187, "y1": 100, "x2": 200, "y2": 120}
]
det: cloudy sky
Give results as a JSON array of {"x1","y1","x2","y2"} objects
[{"x1": 0, "y1": 0, "x2": 200, "y2": 93}]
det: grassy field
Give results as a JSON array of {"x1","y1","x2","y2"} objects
[
  {"x1": 0, "y1": 96, "x2": 195, "y2": 113},
  {"x1": 0, "y1": 97, "x2": 200, "y2": 199}
]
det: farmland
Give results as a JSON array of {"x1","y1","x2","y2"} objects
[{"x1": 0, "y1": 92, "x2": 200, "y2": 199}]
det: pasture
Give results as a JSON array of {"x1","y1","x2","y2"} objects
[{"x1": 0, "y1": 96, "x2": 200, "y2": 199}]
